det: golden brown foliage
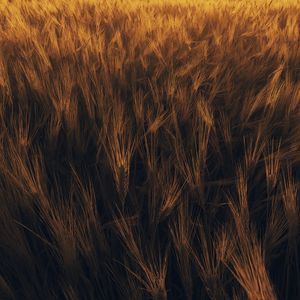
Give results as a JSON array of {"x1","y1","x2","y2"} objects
[{"x1": 0, "y1": 0, "x2": 300, "y2": 299}]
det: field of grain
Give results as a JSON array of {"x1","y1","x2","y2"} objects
[{"x1": 0, "y1": 0, "x2": 300, "y2": 299}]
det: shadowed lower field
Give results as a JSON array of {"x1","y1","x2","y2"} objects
[{"x1": 0, "y1": 0, "x2": 300, "y2": 299}]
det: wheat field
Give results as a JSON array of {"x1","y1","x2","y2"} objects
[{"x1": 0, "y1": 0, "x2": 300, "y2": 299}]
